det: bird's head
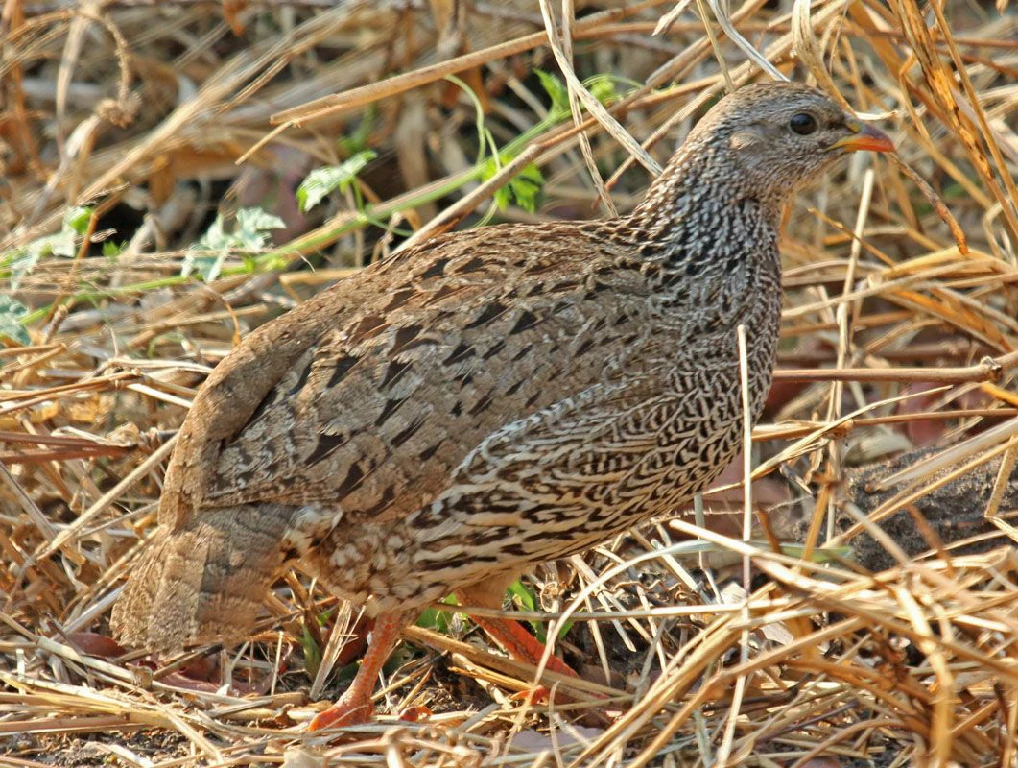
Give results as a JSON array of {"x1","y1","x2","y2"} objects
[{"x1": 687, "y1": 82, "x2": 894, "y2": 205}]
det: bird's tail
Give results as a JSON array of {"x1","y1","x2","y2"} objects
[{"x1": 110, "y1": 505, "x2": 293, "y2": 652}]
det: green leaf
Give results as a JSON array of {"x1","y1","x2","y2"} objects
[
  {"x1": 46, "y1": 227, "x2": 78, "y2": 258},
  {"x1": 0, "y1": 296, "x2": 31, "y2": 346},
  {"x1": 5, "y1": 205, "x2": 94, "y2": 290},
  {"x1": 182, "y1": 216, "x2": 227, "y2": 282},
  {"x1": 65, "y1": 205, "x2": 93, "y2": 235},
  {"x1": 506, "y1": 580, "x2": 574, "y2": 643},
  {"x1": 509, "y1": 163, "x2": 544, "y2": 213},
  {"x1": 507, "y1": 580, "x2": 536, "y2": 611},
  {"x1": 197, "y1": 215, "x2": 230, "y2": 250},
  {"x1": 535, "y1": 69, "x2": 570, "y2": 116},
  {"x1": 182, "y1": 207, "x2": 284, "y2": 281},
  {"x1": 181, "y1": 249, "x2": 227, "y2": 282},
  {"x1": 587, "y1": 75, "x2": 617, "y2": 106},
  {"x1": 9, "y1": 248, "x2": 39, "y2": 290},
  {"x1": 493, "y1": 184, "x2": 512, "y2": 212},
  {"x1": 102, "y1": 240, "x2": 126, "y2": 258},
  {"x1": 297, "y1": 150, "x2": 378, "y2": 212},
  {"x1": 507, "y1": 580, "x2": 545, "y2": 643},
  {"x1": 301, "y1": 625, "x2": 322, "y2": 681},
  {"x1": 338, "y1": 107, "x2": 375, "y2": 156},
  {"x1": 235, "y1": 207, "x2": 285, "y2": 242},
  {"x1": 416, "y1": 594, "x2": 458, "y2": 634},
  {"x1": 535, "y1": 70, "x2": 617, "y2": 115},
  {"x1": 486, "y1": 159, "x2": 544, "y2": 213},
  {"x1": 556, "y1": 618, "x2": 574, "y2": 641}
]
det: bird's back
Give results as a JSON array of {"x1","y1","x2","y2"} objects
[{"x1": 184, "y1": 223, "x2": 660, "y2": 516}]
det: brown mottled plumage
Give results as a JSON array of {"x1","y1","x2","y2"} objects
[{"x1": 111, "y1": 83, "x2": 893, "y2": 728}]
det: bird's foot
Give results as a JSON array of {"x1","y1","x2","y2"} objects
[
  {"x1": 306, "y1": 611, "x2": 412, "y2": 733},
  {"x1": 307, "y1": 700, "x2": 373, "y2": 731}
]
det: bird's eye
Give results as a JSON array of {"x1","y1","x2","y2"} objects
[{"x1": 790, "y1": 113, "x2": 818, "y2": 135}]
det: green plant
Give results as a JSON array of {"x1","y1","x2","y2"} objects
[
  {"x1": 297, "y1": 150, "x2": 378, "y2": 213},
  {"x1": 5, "y1": 205, "x2": 92, "y2": 290},
  {"x1": 181, "y1": 207, "x2": 285, "y2": 281},
  {"x1": 0, "y1": 295, "x2": 30, "y2": 345},
  {"x1": 416, "y1": 594, "x2": 459, "y2": 633},
  {"x1": 506, "y1": 580, "x2": 573, "y2": 643}
]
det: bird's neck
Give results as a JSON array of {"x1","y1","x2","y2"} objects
[
  {"x1": 623, "y1": 139, "x2": 785, "y2": 280},
  {"x1": 611, "y1": 139, "x2": 784, "y2": 368},
  {"x1": 631, "y1": 138, "x2": 784, "y2": 227}
]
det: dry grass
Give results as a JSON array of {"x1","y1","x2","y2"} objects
[{"x1": 2, "y1": 0, "x2": 1018, "y2": 765}]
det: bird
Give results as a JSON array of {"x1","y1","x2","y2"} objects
[{"x1": 110, "y1": 82, "x2": 893, "y2": 730}]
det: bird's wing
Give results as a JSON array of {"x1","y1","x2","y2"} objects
[{"x1": 159, "y1": 222, "x2": 657, "y2": 529}]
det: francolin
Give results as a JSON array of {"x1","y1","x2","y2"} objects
[{"x1": 112, "y1": 82, "x2": 894, "y2": 729}]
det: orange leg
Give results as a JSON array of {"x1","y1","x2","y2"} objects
[
  {"x1": 473, "y1": 611, "x2": 612, "y2": 724},
  {"x1": 468, "y1": 612, "x2": 578, "y2": 679},
  {"x1": 457, "y1": 581, "x2": 580, "y2": 702},
  {"x1": 307, "y1": 611, "x2": 408, "y2": 731}
]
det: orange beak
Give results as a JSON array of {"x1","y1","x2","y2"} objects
[{"x1": 829, "y1": 119, "x2": 895, "y2": 154}]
